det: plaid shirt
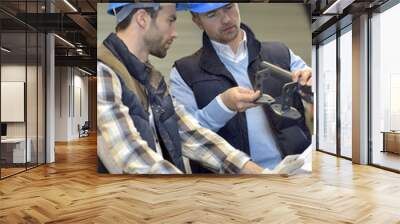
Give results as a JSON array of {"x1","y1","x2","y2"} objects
[{"x1": 97, "y1": 62, "x2": 250, "y2": 174}]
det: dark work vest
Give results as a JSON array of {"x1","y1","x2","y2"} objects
[
  {"x1": 174, "y1": 24, "x2": 311, "y2": 173},
  {"x1": 97, "y1": 33, "x2": 185, "y2": 173}
]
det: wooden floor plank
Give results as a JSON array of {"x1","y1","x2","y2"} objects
[{"x1": 0, "y1": 135, "x2": 400, "y2": 223}]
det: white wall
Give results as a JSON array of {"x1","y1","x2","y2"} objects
[
  {"x1": 1, "y1": 65, "x2": 29, "y2": 138},
  {"x1": 72, "y1": 72, "x2": 89, "y2": 138},
  {"x1": 1, "y1": 65, "x2": 26, "y2": 81},
  {"x1": 54, "y1": 67, "x2": 89, "y2": 141},
  {"x1": 1, "y1": 63, "x2": 46, "y2": 164},
  {"x1": 1, "y1": 65, "x2": 26, "y2": 129},
  {"x1": 1, "y1": 82, "x2": 25, "y2": 122},
  {"x1": 55, "y1": 66, "x2": 68, "y2": 141}
]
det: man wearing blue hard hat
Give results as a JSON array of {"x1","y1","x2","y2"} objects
[
  {"x1": 97, "y1": 3, "x2": 279, "y2": 174},
  {"x1": 170, "y1": 3, "x2": 312, "y2": 173}
]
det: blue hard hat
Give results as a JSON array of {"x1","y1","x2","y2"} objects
[
  {"x1": 108, "y1": 3, "x2": 187, "y2": 15},
  {"x1": 107, "y1": 3, "x2": 129, "y2": 15},
  {"x1": 108, "y1": 3, "x2": 187, "y2": 24},
  {"x1": 183, "y1": 3, "x2": 229, "y2": 14},
  {"x1": 176, "y1": 3, "x2": 190, "y2": 11},
  {"x1": 107, "y1": 3, "x2": 160, "y2": 24}
]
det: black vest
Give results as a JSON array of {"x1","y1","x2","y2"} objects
[
  {"x1": 174, "y1": 24, "x2": 311, "y2": 173},
  {"x1": 98, "y1": 33, "x2": 185, "y2": 173}
]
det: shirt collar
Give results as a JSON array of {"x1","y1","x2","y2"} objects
[{"x1": 210, "y1": 29, "x2": 248, "y2": 63}]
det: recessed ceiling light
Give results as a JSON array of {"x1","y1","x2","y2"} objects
[
  {"x1": 63, "y1": 0, "x2": 78, "y2": 12},
  {"x1": 1, "y1": 47, "x2": 11, "y2": 53},
  {"x1": 322, "y1": 0, "x2": 355, "y2": 15},
  {"x1": 78, "y1": 67, "x2": 93, "y2": 76},
  {"x1": 54, "y1": 34, "x2": 75, "y2": 48}
]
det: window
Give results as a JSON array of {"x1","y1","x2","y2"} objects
[
  {"x1": 370, "y1": 2, "x2": 400, "y2": 171},
  {"x1": 339, "y1": 27, "x2": 352, "y2": 158},
  {"x1": 317, "y1": 36, "x2": 337, "y2": 155}
]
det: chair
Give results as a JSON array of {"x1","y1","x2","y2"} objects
[{"x1": 78, "y1": 121, "x2": 90, "y2": 138}]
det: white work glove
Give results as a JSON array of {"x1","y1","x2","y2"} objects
[{"x1": 262, "y1": 154, "x2": 304, "y2": 175}]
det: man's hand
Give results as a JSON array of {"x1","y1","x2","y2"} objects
[
  {"x1": 220, "y1": 87, "x2": 261, "y2": 112},
  {"x1": 240, "y1": 161, "x2": 264, "y2": 174},
  {"x1": 262, "y1": 154, "x2": 304, "y2": 175},
  {"x1": 292, "y1": 67, "x2": 312, "y2": 87},
  {"x1": 292, "y1": 67, "x2": 313, "y2": 103}
]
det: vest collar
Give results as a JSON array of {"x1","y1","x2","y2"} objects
[
  {"x1": 103, "y1": 33, "x2": 151, "y2": 86},
  {"x1": 199, "y1": 23, "x2": 261, "y2": 80}
]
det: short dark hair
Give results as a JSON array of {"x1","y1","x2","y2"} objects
[{"x1": 115, "y1": 7, "x2": 160, "y2": 32}]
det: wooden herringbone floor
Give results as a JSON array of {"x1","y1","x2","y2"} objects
[{"x1": 1, "y1": 135, "x2": 400, "y2": 224}]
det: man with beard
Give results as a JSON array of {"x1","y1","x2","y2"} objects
[
  {"x1": 97, "y1": 3, "x2": 273, "y2": 174},
  {"x1": 170, "y1": 3, "x2": 312, "y2": 173}
]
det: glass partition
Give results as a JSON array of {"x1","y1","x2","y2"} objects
[
  {"x1": 317, "y1": 36, "x2": 337, "y2": 155},
  {"x1": 0, "y1": 0, "x2": 46, "y2": 179},
  {"x1": 0, "y1": 6, "x2": 28, "y2": 177},
  {"x1": 339, "y1": 27, "x2": 352, "y2": 159},
  {"x1": 370, "y1": 3, "x2": 400, "y2": 171}
]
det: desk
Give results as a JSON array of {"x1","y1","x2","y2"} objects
[
  {"x1": 1, "y1": 138, "x2": 31, "y2": 163},
  {"x1": 382, "y1": 131, "x2": 400, "y2": 154}
]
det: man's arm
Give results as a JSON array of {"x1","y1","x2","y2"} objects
[
  {"x1": 288, "y1": 50, "x2": 313, "y2": 140},
  {"x1": 169, "y1": 67, "x2": 236, "y2": 132},
  {"x1": 97, "y1": 62, "x2": 182, "y2": 174},
  {"x1": 289, "y1": 49, "x2": 312, "y2": 88},
  {"x1": 169, "y1": 67, "x2": 260, "y2": 131},
  {"x1": 173, "y1": 100, "x2": 263, "y2": 174}
]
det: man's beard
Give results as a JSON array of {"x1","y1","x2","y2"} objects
[
  {"x1": 144, "y1": 24, "x2": 169, "y2": 58},
  {"x1": 217, "y1": 24, "x2": 239, "y2": 44},
  {"x1": 148, "y1": 40, "x2": 168, "y2": 58}
]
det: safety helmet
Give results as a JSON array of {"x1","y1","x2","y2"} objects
[
  {"x1": 107, "y1": 3, "x2": 130, "y2": 15},
  {"x1": 180, "y1": 3, "x2": 229, "y2": 14},
  {"x1": 108, "y1": 3, "x2": 160, "y2": 24},
  {"x1": 108, "y1": 3, "x2": 187, "y2": 24}
]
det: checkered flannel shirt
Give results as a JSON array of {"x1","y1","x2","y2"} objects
[{"x1": 97, "y1": 61, "x2": 250, "y2": 174}]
